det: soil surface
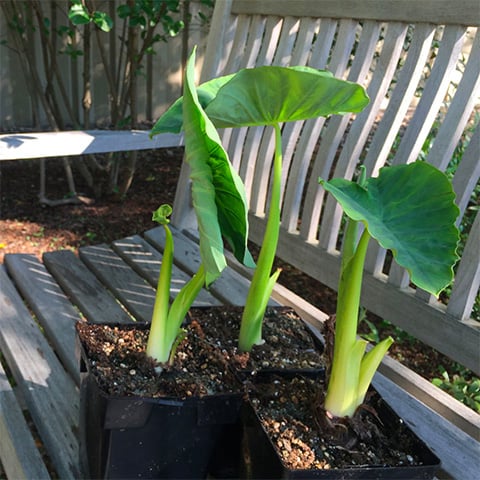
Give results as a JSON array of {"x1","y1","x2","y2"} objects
[
  {"x1": 188, "y1": 306, "x2": 325, "y2": 375},
  {"x1": 76, "y1": 306, "x2": 326, "y2": 398},
  {"x1": 246, "y1": 376, "x2": 439, "y2": 473},
  {"x1": 77, "y1": 320, "x2": 239, "y2": 398}
]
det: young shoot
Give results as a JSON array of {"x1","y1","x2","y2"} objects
[
  {"x1": 146, "y1": 204, "x2": 206, "y2": 364},
  {"x1": 320, "y1": 162, "x2": 460, "y2": 418}
]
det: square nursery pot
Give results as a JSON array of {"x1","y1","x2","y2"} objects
[
  {"x1": 187, "y1": 305, "x2": 326, "y2": 380},
  {"x1": 76, "y1": 321, "x2": 243, "y2": 479},
  {"x1": 241, "y1": 375, "x2": 441, "y2": 479}
]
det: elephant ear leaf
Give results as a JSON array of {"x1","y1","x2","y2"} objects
[
  {"x1": 183, "y1": 48, "x2": 254, "y2": 285},
  {"x1": 320, "y1": 162, "x2": 460, "y2": 296},
  {"x1": 205, "y1": 66, "x2": 369, "y2": 127}
]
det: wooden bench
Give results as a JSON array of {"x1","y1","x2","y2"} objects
[{"x1": 1, "y1": 0, "x2": 479, "y2": 478}]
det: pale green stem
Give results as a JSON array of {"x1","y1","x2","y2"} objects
[
  {"x1": 146, "y1": 215, "x2": 206, "y2": 363},
  {"x1": 341, "y1": 216, "x2": 360, "y2": 275},
  {"x1": 146, "y1": 223, "x2": 174, "y2": 362},
  {"x1": 324, "y1": 228, "x2": 371, "y2": 417},
  {"x1": 355, "y1": 335, "x2": 394, "y2": 407},
  {"x1": 239, "y1": 123, "x2": 282, "y2": 352},
  {"x1": 341, "y1": 168, "x2": 366, "y2": 271},
  {"x1": 167, "y1": 263, "x2": 206, "y2": 341}
]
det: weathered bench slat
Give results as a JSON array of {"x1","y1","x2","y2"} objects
[
  {"x1": 382, "y1": 25, "x2": 475, "y2": 289},
  {"x1": 377, "y1": 353, "x2": 480, "y2": 440},
  {"x1": 361, "y1": 26, "x2": 436, "y2": 281},
  {"x1": 317, "y1": 23, "x2": 410, "y2": 252},
  {"x1": 295, "y1": 21, "x2": 367, "y2": 240},
  {"x1": 384, "y1": 363, "x2": 480, "y2": 471},
  {"x1": 43, "y1": 250, "x2": 132, "y2": 324},
  {"x1": 373, "y1": 371, "x2": 480, "y2": 480},
  {"x1": 0, "y1": 267, "x2": 80, "y2": 479},
  {"x1": 452, "y1": 123, "x2": 480, "y2": 218},
  {"x1": 0, "y1": 361, "x2": 51, "y2": 480},
  {"x1": 145, "y1": 226, "x2": 255, "y2": 306},
  {"x1": 429, "y1": 36, "x2": 480, "y2": 172},
  {"x1": 448, "y1": 213, "x2": 480, "y2": 320},
  {"x1": 224, "y1": 14, "x2": 250, "y2": 73},
  {"x1": 79, "y1": 244, "x2": 156, "y2": 323},
  {"x1": 111, "y1": 235, "x2": 222, "y2": 306},
  {"x1": 395, "y1": 26, "x2": 467, "y2": 166},
  {"x1": 365, "y1": 26, "x2": 435, "y2": 179},
  {"x1": 4, "y1": 254, "x2": 81, "y2": 381}
]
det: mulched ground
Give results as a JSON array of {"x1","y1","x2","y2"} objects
[{"x1": 0, "y1": 148, "x2": 183, "y2": 260}]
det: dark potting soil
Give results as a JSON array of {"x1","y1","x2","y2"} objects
[
  {"x1": 76, "y1": 320, "x2": 240, "y2": 398},
  {"x1": 188, "y1": 305, "x2": 326, "y2": 374},
  {"x1": 247, "y1": 376, "x2": 434, "y2": 472},
  {"x1": 76, "y1": 306, "x2": 326, "y2": 399}
]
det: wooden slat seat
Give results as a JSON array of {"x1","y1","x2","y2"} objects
[
  {"x1": 43, "y1": 250, "x2": 134, "y2": 325},
  {"x1": 0, "y1": 267, "x2": 81, "y2": 479},
  {"x1": 112, "y1": 235, "x2": 223, "y2": 306},
  {"x1": 4, "y1": 254, "x2": 82, "y2": 381},
  {"x1": 0, "y1": 360, "x2": 51, "y2": 480},
  {"x1": 0, "y1": 0, "x2": 479, "y2": 478}
]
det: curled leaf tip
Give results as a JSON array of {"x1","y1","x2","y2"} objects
[{"x1": 152, "y1": 204, "x2": 172, "y2": 225}]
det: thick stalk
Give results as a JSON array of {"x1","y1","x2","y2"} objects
[
  {"x1": 341, "y1": 167, "x2": 366, "y2": 272},
  {"x1": 324, "y1": 228, "x2": 371, "y2": 417},
  {"x1": 239, "y1": 123, "x2": 282, "y2": 352},
  {"x1": 341, "y1": 215, "x2": 360, "y2": 275},
  {"x1": 146, "y1": 224, "x2": 174, "y2": 362}
]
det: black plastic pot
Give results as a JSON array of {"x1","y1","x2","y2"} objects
[
  {"x1": 77, "y1": 325, "x2": 243, "y2": 479},
  {"x1": 241, "y1": 378, "x2": 441, "y2": 479}
]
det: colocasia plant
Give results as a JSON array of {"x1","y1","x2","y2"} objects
[
  {"x1": 319, "y1": 162, "x2": 460, "y2": 418},
  {"x1": 146, "y1": 203, "x2": 204, "y2": 364},
  {"x1": 152, "y1": 52, "x2": 369, "y2": 352},
  {"x1": 147, "y1": 48, "x2": 253, "y2": 364}
]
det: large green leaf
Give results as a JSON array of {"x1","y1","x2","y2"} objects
[
  {"x1": 205, "y1": 66, "x2": 369, "y2": 127},
  {"x1": 183, "y1": 48, "x2": 253, "y2": 285},
  {"x1": 151, "y1": 66, "x2": 368, "y2": 134},
  {"x1": 150, "y1": 73, "x2": 235, "y2": 136},
  {"x1": 320, "y1": 162, "x2": 460, "y2": 296}
]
